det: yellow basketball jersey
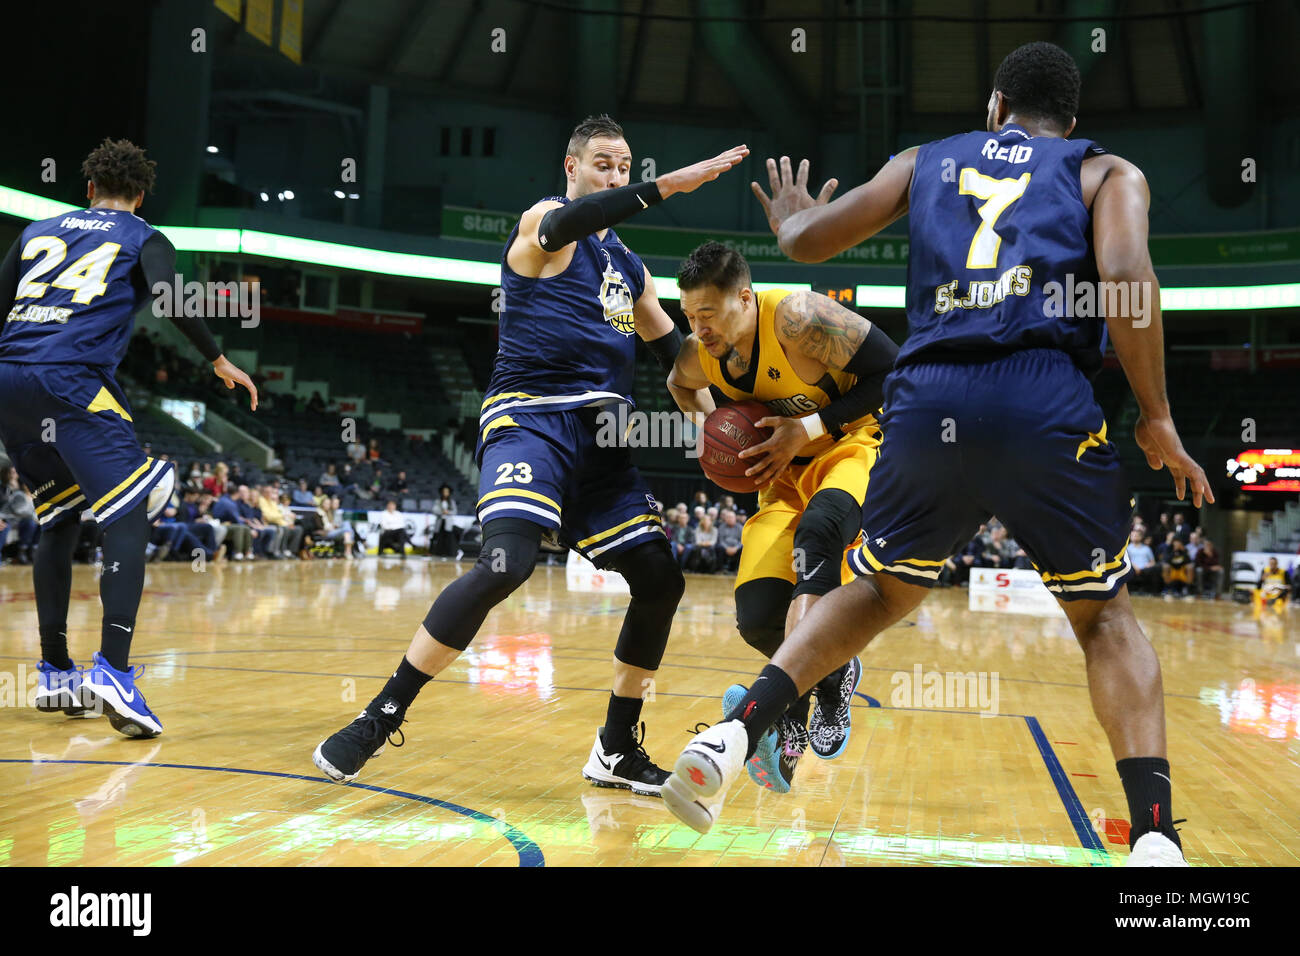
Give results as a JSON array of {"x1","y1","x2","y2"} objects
[{"x1": 696, "y1": 288, "x2": 878, "y2": 459}]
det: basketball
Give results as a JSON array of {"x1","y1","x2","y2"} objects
[{"x1": 699, "y1": 400, "x2": 772, "y2": 492}]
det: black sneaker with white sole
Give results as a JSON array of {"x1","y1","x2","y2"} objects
[
  {"x1": 809, "y1": 656, "x2": 862, "y2": 759},
  {"x1": 313, "y1": 698, "x2": 406, "y2": 784},
  {"x1": 581, "y1": 721, "x2": 671, "y2": 797}
]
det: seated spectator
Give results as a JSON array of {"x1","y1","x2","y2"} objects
[
  {"x1": 368, "y1": 438, "x2": 382, "y2": 462},
  {"x1": 0, "y1": 467, "x2": 39, "y2": 565},
  {"x1": 1186, "y1": 530, "x2": 1202, "y2": 562},
  {"x1": 1126, "y1": 529, "x2": 1161, "y2": 595},
  {"x1": 690, "y1": 505, "x2": 706, "y2": 527},
  {"x1": 237, "y1": 484, "x2": 280, "y2": 558},
  {"x1": 319, "y1": 463, "x2": 341, "y2": 490},
  {"x1": 260, "y1": 485, "x2": 305, "y2": 559},
  {"x1": 291, "y1": 478, "x2": 316, "y2": 507},
  {"x1": 1194, "y1": 539, "x2": 1223, "y2": 599},
  {"x1": 1155, "y1": 531, "x2": 1177, "y2": 565},
  {"x1": 670, "y1": 510, "x2": 694, "y2": 566},
  {"x1": 981, "y1": 526, "x2": 1018, "y2": 568},
  {"x1": 203, "y1": 462, "x2": 229, "y2": 497},
  {"x1": 376, "y1": 500, "x2": 409, "y2": 558},
  {"x1": 389, "y1": 470, "x2": 409, "y2": 495},
  {"x1": 717, "y1": 509, "x2": 743, "y2": 572},
  {"x1": 692, "y1": 490, "x2": 711, "y2": 512},
  {"x1": 687, "y1": 514, "x2": 719, "y2": 573},
  {"x1": 347, "y1": 441, "x2": 366, "y2": 464},
  {"x1": 661, "y1": 507, "x2": 678, "y2": 539},
  {"x1": 1256, "y1": 557, "x2": 1291, "y2": 606},
  {"x1": 1162, "y1": 540, "x2": 1194, "y2": 597},
  {"x1": 211, "y1": 485, "x2": 253, "y2": 560},
  {"x1": 306, "y1": 391, "x2": 327, "y2": 415},
  {"x1": 1171, "y1": 512, "x2": 1192, "y2": 544},
  {"x1": 317, "y1": 496, "x2": 355, "y2": 559}
]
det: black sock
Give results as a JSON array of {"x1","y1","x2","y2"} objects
[
  {"x1": 602, "y1": 693, "x2": 644, "y2": 752},
  {"x1": 98, "y1": 500, "x2": 150, "y2": 671},
  {"x1": 1117, "y1": 756, "x2": 1180, "y2": 849},
  {"x1": 724, "y1": 664, "x2": 799, "y2": 759},
  {"x1": 789, "y1": 690, "x2": 813, "y2": 726},
  {"x1": 40, "y1": 628, "x2": 73, "y2": 672},
  {"x1": 35, "y1": 518, "x2": 79, "y2": 669},
  {"x1": 376, "y1": 656, "x2": 432, "y2": 712}
]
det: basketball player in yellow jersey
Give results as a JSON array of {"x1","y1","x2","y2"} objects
[{"x1": 666, "y1": 241, "x2": 899, "y2": 791}]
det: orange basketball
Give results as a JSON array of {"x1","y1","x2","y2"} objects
[{"x1": 699, "y1": 400, "x2": 772, "y2": 493}]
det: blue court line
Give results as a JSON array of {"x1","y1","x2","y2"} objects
[
  {"x1": 1022, "y1": 717, "x2": 1108, "y2": 863},
  {"x1": 0, "y1": 758, "x2": 545, "y2": 868},
  {"x1": 855, "y1": 691, "x2": 882, "y2": 707}
]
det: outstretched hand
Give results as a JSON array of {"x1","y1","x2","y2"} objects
[
  {"x1": 751, "y1": 156, "x2": 839, "y2": 237},
  {"x1": 658, "y1": 145, "x2": 750, "y2": 197},
  {"x1": 1134, "y1": 415, "x2": 1214, "y2": 507},
  {"x1": 213, "y1": 355, "x2": 259, "y2": 411}
]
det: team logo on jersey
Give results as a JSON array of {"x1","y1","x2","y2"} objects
[
  {"x1": 598, "y1": 250, "x2": 635, "y2": 336},
  {"x1": 767, "y1": 367, "x2": 781, "y2": 380}
]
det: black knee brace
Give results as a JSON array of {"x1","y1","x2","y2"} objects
[
  {"x1": 791, "y1": 488, "x2": 862, "y2": 598},
  {"x1": 735, "y1": 577, "x2": 794, "y2": 658},
  {"x1": 422, "y1": 518, "x2": 542, "y2": 651},
  {"x1": 606, "y1": 536, "x2": 683, "y2": 671}
]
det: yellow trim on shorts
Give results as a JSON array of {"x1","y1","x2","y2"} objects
[
  {"x1": 576, "y1": 513, "x2": 662, "y2": 549},
  {"x1": 481, "y1": 415, "x2": 518, "y2": 440},
  {"x1": 34, "y1": 484, "x2": 82, "y2": 514},
  {"x1": 1039, "y1": 541, "x2": 1129, "y2": 582},
  {"x1": 477, "y1": 487, "x2": 562, "y2": 512},
  {"x1": 92, "y1": 461, "x2": 151, "y2": 511},
  {"x1": 482, "y1": 391, "x2": 542, "y2": 408}
]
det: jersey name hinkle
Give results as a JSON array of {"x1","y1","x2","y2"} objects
[
  {"x1": 59, "y1": 216, "x2": 117, "y2": 231},
  {"x1": 934, "y1": 265, "x2": 1033, "y2": 315}
]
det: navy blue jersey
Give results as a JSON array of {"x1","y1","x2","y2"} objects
[
  {"x1": 483, "y1": 196, "x2": 647, "y2": 427},
  {"x1": 900, "y1": 124, "x2": 1108, "y2": 375},
  {"x1": 0, "y1": 208, "x2": 158, "y2": 367}
]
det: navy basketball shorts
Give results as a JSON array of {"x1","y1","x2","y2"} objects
[
  {"x1": 849, "y1": 349, "x2": 1135, "y2": 601},
  {"x1": 475, "y1": 405, "x2": 664, "y2": 568},
  {"x1": 0, "y1": 362, "x2": 172, "y2": 529}
]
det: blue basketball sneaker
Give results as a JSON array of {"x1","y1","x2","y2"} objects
[
  {"x1": 809, "y1": 656, "x2": 862, "y2": 759},
  {"x1": 34, "y1": 661, "x2": 92, "y2": 716},
  {"x1": 79, "y1": 653, "x2": 163, "y2": 738},
  {"x1": 722, "y1": 683, "x2": 803, "y2": 794}
]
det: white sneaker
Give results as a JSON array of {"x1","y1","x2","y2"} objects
[
  {"x1": 662, "y1": 719, "x2": 747, "y2": 834},
  {"x1": 1127, "y1": 831, "x2": 1188, "y2": 866}
]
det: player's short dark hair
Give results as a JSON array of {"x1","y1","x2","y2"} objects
[
  {"x1": 993, "y1": 42, "x2": 1081, "y2": 131},
  {"x1": 566, "y1": 114, "x2": 626, "y2": 160},
  {"x1": 81, "y1": 137, "x2": 157, "y2": 199},
  {"x1": 677, "y1": 241, "x2": 752, "y2": 293}
]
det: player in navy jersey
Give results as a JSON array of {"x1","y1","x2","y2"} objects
[
  {"x1": 664, "y1": 44, "x2": 1211, "y2": 865},
  {"x1": 0, "y1": 138, "x2": 257, "y2": 738},
  {"x1": 312, "y1": 116, "x2": 748, "y2": 794}
]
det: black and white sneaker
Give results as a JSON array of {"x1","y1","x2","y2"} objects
[
  {"x1": 581, "y1": 721, "x2": 671, "y2": 797},
  {"x1": 809, "y1": 656, "x2": 862, "y2": 759},
  {"x1": 312, "y1": 699, "x2": 406, "y2": 784}
]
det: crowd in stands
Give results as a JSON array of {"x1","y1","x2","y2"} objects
[
  {"x1": 662, "y1": 490, "x2": 748, "y2": 574},
  {"x1": 932, "y1": 510, "x2": 1239, "y2": 601}
]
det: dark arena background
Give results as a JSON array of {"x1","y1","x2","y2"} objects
[{"x1": 0, "y1": 0, "x2": 1296, "y2": 917}]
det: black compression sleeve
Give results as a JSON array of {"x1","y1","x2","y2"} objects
[
  {"x1": 645, "y1": 325, "x2": 684, "y2": 374},
  {"x1": 0, "y1": 237, "x2": 20, "y2": 315},
  {"x1": 537, "y1": 181, "x2": 663, "y2": 252},
  {"x1": 817, "y1": 322, "x2": 899, "y2": 438},
  {"x1": 139, "y1": 233, "x2": 223, "y2": 363}
]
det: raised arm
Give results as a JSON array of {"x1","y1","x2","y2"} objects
[
  {"x1": 752, "y1": 150, "x2": 916, "y2": 263},
  {"x1": 1091, "y1": 156, "x2": 1213, "y2": 507}
]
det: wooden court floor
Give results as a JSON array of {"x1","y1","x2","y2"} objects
[{"x1": 1, "y1": 557, "x2": 1296, "y2": 867}]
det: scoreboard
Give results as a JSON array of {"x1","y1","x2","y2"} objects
[{"x1": 1227, "y1": 449, "x2": 1300, "y2": 492}]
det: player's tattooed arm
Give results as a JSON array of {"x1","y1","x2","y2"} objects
[
  {"x1": 775, "y1": 290, "x2": 870, "y2": 371},
  {"x1": 775, "y1": 290, "x2": 899, "y2": 437},
  {"x1": 667, "y1": 333, "x2": 716, "y2": 417}
]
